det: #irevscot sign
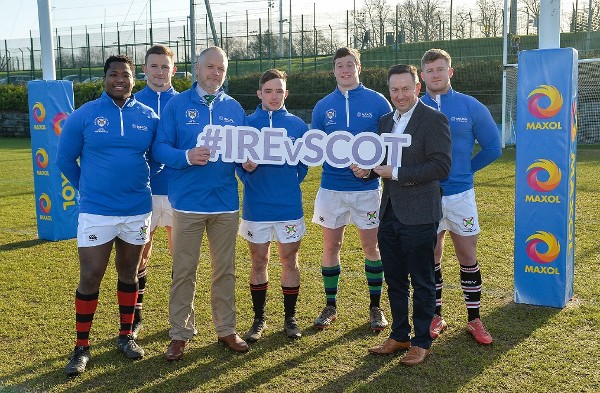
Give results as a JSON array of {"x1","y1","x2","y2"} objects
[{"x1": 196, "y1": 126, "x2": 412, "y2": 169}]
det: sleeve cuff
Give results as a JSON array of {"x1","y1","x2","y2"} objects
[
  {"x1": 185, "y1": 149, "x2": 192, "y2": 165},
  {"x1": 392, "y1": 167, "x2": 398, "y2": 181}
]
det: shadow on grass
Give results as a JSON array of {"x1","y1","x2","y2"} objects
[
  {"x1": 1, "y1": 303, "x2": 560, "y2": 392},
  {"x1": 312, "y1": 302, "x2": 561, "y2": 393},
  {"x1": 0, "y1": 238, "x2": 46, "y2": 251}
]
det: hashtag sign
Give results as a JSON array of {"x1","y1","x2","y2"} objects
[{"x1": 198, "y1": 126, "x2": 223, "y2": 159}]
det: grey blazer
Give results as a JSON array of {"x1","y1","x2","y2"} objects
[{"x1": 374, "y1": 100, "x2": 452, "y2": 225}]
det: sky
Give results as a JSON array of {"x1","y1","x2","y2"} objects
[
  {"x1": 0, "y1": 0, "x2": 363, "y2": 41},
  {"x1": 0, "y1": 0, "x2": 581, "y2": 43}
]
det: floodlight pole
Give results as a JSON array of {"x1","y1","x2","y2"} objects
[
  {"x1": 37, "y1": 0, "x2": 56, "y2": 80},
  {"x1": 204, "y1": 0, "x2": 220, "y2": 46}
]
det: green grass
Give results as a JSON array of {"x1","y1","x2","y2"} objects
[{"x1": 0, "y1": 139, "x2": 599, "y2": 392}]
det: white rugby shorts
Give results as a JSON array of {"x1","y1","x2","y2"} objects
[
  {"x1": 438, "y1": 188, "x2": 480, "y2": 236},
  {"x1": 77, "y1": 212, "x2": 151, "y2": 247},
  {"x1": 239, "y1": 218, "x2": 306, "y2": 243},
  {"x1": 312, "y1": 188, "x2": 381, "y2": 230}
]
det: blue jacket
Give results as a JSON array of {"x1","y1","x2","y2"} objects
[
  {"x1": 311, "y1": 84, "x2": 392, "y2": 191},
  {"x1": 152, "y1": 82, "x2": 246, "y2": 213},
  {"x1": 136, "y1": 85, "x2": 179, "y2": 195},
  {"x1": 57, "y1": 92, "x2": 159, "y2": 216},
  {"x1": 421, "y1": 89, "x2": 502, "y2": 196},
  {"x1": 237, "y1": 105, "x2": 309, "y2": 221}
]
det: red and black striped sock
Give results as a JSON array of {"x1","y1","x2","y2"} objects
[
  {"x1": 117, "y1": 280, "x2": 138, "y2": 338},
  {"x1": 250, "y1": 282, "x2": 268, "y2": 320},
  {"x1": 282, "y1": 285, "x2": 300, "y2": 320},
  {"x1": 134, "y1": 268, "x2": 147, "y2": 323},
  {"x1": 75, "y1": 289, "x2": 99, "y2": 348}
]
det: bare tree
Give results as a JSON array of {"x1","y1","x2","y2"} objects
[
  {"x1": 476, "y1": 0, "x2": 503, "y2": 37},
  {"x1": 454, "y1": 10, "x2": 472, "y2": 39}
]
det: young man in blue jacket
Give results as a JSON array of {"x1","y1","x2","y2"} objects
[
  {"x1": 133, "y1": 44, "x2": 179, "y2": 340},
  {"x1": 420, "y1": 48, "x2": 502, "y2": 345},
  {"x1": 311, "y1": 47, "x2": 392, "y2": 332},
  {"x1": 153, "y1": 46, "x2": 249, "y2": 360},
  {"x1": 237, "y1": 69, "x2": 309, "y2": 342},
  {"x1": 58, "y1": 55, "x2": 159, "y2": 376}
]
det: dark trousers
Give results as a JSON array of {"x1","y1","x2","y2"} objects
[{"x1": 377, "y1": 203, "x2": 438, "y2": 349}]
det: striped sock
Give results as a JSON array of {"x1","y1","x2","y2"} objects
[
  {"x1": 117, "y1": 280, "x2": 138, "y2": 337},
  {"x1": 364, "y1": 259, "x2": 383, "y2": 308},
  {"x1": 434, "y1": 263, "x2": 443, "y2": 316},
  {"x1": 134, "y1": 267, "x2": 147, "y2": 323},
  {"x1": 282, "y1": 285, "x2": 300, "y2": 319},
  {"x1": 75, "y1": 289, "x2": 99, "y2": 348},
  {"x1": 322, "y1": 265, "x2": 341, "y2": 307},
  {"x1": 461, "y1": 262, "x2": 482, "y2": 321},
  {"x1": 250, "y1": 282, "x2": 269, "y2": 320}
]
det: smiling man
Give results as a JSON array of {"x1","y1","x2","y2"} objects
[
  {"x1": 57, "y1": 55, "x2": 159, "y2": 376},
  {"x1": 366, "y1": 64, "x2": 451, "y2": 366},
  {"x1": 153, "y1": 46, "x2": 249, "y2": 360},
  {"x1": 133, "y1": 45, "x2": 179, "y2": 341},
  {"x1": 237, "y1": 69, "x2": 309, "y2": 342},
  {"x1": 311, "y1": 47, "x2": 392, "y2": 333}
]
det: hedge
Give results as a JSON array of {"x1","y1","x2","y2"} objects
[{"x1": 0, "y1": 60, "x2": 503, "y2": 115}]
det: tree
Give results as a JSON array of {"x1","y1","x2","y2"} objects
[{"x1": 476, "y1": 0, "x2": 503, "y2": 37}]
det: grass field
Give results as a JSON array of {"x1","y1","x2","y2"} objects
[{"x1": 0, "y1": 138, "x2": 598, "y2": 393}]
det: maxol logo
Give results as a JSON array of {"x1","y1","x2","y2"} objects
[
  {"x1": 526, "y1": 231, "x2": 560, "y2": 264},
  {"x1": 526, "y1": 159, "x2": 561, "y2": 192},
  {"x1": 32, "y1": 102, "x2": 46, "y2": 123},
  {"x1": 39, "y1": 193, "x2": 52, "y2": 214},
  {"x1": 35, "y1": 148, "x2": 49, "y2": 169},
  {"x1": 528, "y1": 85, "x2": 563, "y2": 119},
  {"x1": 52, "y1": 112, "x2": 69, "y2": 136}
]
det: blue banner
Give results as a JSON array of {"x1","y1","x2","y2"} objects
[
  {"x1": 28, "y1": 80, "x2": 78, "y2": 241},
  {"x1": 514, "y1": 48, "x2": 577, "y2": 308}
]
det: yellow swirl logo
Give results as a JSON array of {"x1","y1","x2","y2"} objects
[
  {"x1": 527, "y1": 85, "x2": 563, "y2": 119},
  {"x1": 526, "y1": 159, "x2": 561, "y2": 192},
  {"x1": 526, "y1": 231, "x2": 560, "y2": 263},
  {"x1": 39, "y1": 193, "x2": 52, "y2": 214},
  {"x1": 32, "y1": 102, "x2": 46, "y2": 123}
]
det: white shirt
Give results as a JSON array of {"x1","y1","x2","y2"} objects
[{"x1": 390, "y1": 101, "x2": 418, "y2": 180}]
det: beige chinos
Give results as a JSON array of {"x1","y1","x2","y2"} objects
[{"x1": 168, "y1": 210, "x2": 239, "y2": 340}]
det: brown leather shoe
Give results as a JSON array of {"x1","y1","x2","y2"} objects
[
  {"x1": 217, "y1": 333, "x2": 249, "y2": 353},
  {"x1": 165, "y1": 340, "x2": 187, "y2": 361},
  {"x1": 368, "y1": 338, "x2": 411, "y2": 355},
  {"x1": 399, "y1": 346, "x2": 430, "y2": 366}
]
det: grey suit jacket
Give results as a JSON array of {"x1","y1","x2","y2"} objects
[{"x1": 374, "y1": 100, "x2": 451, "y2": 225}]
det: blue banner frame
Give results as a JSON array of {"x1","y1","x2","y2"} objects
[
  {"x1": 28, "y1": 80, "x2": 78, "y2": 241},
  {"x1": 514, "y1": 48, "x2": 577, "y2": 308}
]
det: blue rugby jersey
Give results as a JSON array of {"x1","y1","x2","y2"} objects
[{"x1": 311, "y1": 84, "x2": 392, "y2": 191}]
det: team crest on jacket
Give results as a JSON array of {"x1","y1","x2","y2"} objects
[
  {"x1": 186, "y1": 109, "x2": 199, "y2": 124},
  {"x1": 325, "y1": 109, "x2": 336, "y2": 125},
  {"x1": 95, "y1": 117, "x2": 108, "y2": 127},
  {"x1": 94, "y1": 116, "x2": 109, "y2": 133}
]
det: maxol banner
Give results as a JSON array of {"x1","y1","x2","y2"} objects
[
  {"x1": 514, "y1": 48, "x2": 577, "y2": 308},
  {"x1": 28, "y1": 80, "x2": 78, "y2": 241}
]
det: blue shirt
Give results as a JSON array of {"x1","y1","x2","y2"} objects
[
  {"x1": 311, "y1": 84, "x2": 392, "y2": 191},
  {"x1": 237, "y1": 105, "x2": 309, "y2": 221},
  {"x1": 57, "y1": 92, "x2": 159, "y2": 216},
  {"x1": 135, "y1": 85, "x2": 179, "y2": 195},
  {"x1": 152, "y1": 82, "x2": 247, "y2": 213},
  {"x1": 421, "y1": 88, "x2": 502, "y2": 196}
]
